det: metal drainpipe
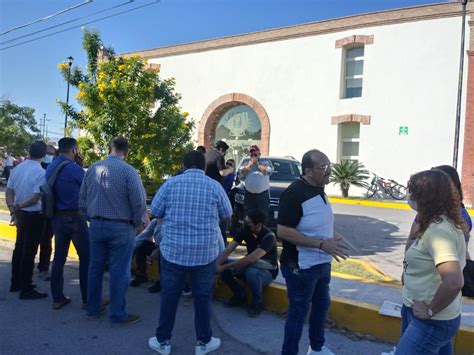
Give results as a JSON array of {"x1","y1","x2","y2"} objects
[{"x1": 453, "y1": 0, "x2": 468, "y2": 169}]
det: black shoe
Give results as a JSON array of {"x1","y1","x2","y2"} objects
[
  {"x1": 148, "y1": 282, "x2": 161, "y2": 293},
  {"x1": 130, "y1": 276, "x2": 147, "y2": 287},
  {"x1": 19, "y1": 288, "x2": 48, "y2": 300},
  {"x1": 87, "y1": 305, "x2": 108, "y2": 319},
  {"x1": 111, "y1": 314, "x2": 141, "y2": 327},
  {"x1": 247, "y1": 303, "x2": 264, "y2": 317},
  {"x1": 224, "y1": 295, "x2": 246, "y2": 307},
  {"x1": 10, "y1": 285, "x2": 21, "y2": 292}
]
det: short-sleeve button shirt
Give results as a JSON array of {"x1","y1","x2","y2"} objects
[{"x1": 7, "y1": 160, "x2": 45, "y2": 212}]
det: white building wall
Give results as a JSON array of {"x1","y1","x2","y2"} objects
[{"x1": 150, "y1": 15, "x2": 466, "y2": 196}]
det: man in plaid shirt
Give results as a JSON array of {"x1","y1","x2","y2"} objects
[{"x1": 148, "y1": 150, "x2": 232, "y2": 355}]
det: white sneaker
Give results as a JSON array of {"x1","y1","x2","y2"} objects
[
  {"x1": 195, "y1": 337, "x2": 221, "y2": 355},
  {"x1": 307, "y1": 345, "x2": 335, "y2": 355},
  {"x1": 148, "y1": 336, "x2": 171, "y2": 354},
  {"x1": 381, "y1": 346, "x2": 396, "y2": 355}
]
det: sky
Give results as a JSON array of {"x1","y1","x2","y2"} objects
[{"x1": 0, "y1": 0, "x2": 449, "y2": 141}]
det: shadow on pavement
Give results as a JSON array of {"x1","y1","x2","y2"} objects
[{"x1": 335, "y1": 214, "x2": 406, "y2": 257}]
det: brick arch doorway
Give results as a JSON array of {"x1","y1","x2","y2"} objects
[{"x1": 198, "y1": 93, "x2": 270, "y2": 164}]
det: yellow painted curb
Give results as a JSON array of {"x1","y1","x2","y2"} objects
[
  {"x1": 329, "y1": 197, "x2": 411, "y2": 210},
  {"x1": 0, "y1": 221, "x2": 79, "y2": 259},
  {"x1": 329, "y1": 197, "x2": 474, "y2": 216},
  {"x1": 214, "y1": 281, "x2": 474, "y2": 354}
]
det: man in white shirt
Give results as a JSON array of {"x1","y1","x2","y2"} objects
[{"x1": 6, "y1": 141, "x2": 48, "y2": 299}]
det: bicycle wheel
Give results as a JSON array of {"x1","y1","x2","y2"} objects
[
  {"x1": 389, "y1": 184, "x2": 407, "y2": 200},
  {"x1": 366, "y1": 183, "x2": 378, "y2": 198}
]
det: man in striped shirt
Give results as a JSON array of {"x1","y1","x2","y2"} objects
[{"x1": 79, "y1": 136, "x2": 147, "y2": 326}]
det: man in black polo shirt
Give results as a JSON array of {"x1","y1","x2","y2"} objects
[
  {"x1": 217, "y1": 209, "x2": 278, "y2": 317},
  {"x1": 277, "y1": 149, "x2": 348, "y2": 355}
]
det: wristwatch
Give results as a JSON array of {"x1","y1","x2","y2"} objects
[{"x1": 427, "y1": 308, "x2": 434, "y2": 318}]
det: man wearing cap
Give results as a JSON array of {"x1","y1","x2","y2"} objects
[{"x1": 240, "y1": 145, "x2": 273, "y2": 221}]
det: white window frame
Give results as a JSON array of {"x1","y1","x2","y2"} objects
[
  {"x1": 338, "y1": 122, "x2": 360, "y2": 163},
  {"x1": 342, "y1": 46, "x2": 364, "y2": 99}
]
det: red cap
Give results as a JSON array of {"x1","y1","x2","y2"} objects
[{"x1": 249, "y1": 145, "x2": 260, "y2": 153}]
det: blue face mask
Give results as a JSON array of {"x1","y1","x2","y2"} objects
[{"x1": 43, "y1": 154, "x2": 54, "y2": 164}]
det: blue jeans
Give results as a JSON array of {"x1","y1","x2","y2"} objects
[
  {"x1": 395, "y1": 305, "x2": 461, "y2": 355},
  {"x1": 87, "y1": 219, "x2": 135, "y2": 323},
  {"x1": 51, "y1": 215, "x2": 89, "y2": 303},
  {"x1": 221, "y1": 265, "x2": 273, "y2": 304},
  {"x1": 281, "y1": 263, "x2": 331, "y2": 355},
  {"x1": 156, "y1": 257, "x2": 216, "y2": 343}
]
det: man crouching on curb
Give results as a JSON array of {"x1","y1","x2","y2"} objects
[{"x1": 216, "y1": 208, "x2": 278, "y2": 317}]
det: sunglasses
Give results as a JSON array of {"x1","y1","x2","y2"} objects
[
  {"x1": 317, "y1": 163, "x2": 331, "y2": 173},
  {"x1": 250, "y1": 153, "x2": 259, "y2": 157}
]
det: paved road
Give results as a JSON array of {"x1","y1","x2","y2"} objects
[
  {"x1": 332, "y1": 203, "x2": 416, "y2": 280},
  {"x1": 332, "y1": 203, "x2": 474, "y2": 280},
  {"x1": 0, "y1": 241, "x2": 393, "y2": 354}
]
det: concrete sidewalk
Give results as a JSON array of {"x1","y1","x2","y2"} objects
[
  {"x1": 0, "y1": 240, "x2": 394, "y2": 355},
  {"x1": 273, "y1": 273, "x2": 474, "y2": 328}
]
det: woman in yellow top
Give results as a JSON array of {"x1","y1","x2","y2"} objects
[{"x1": 395, "y1": 170, "x2": 467, "y2": 355}]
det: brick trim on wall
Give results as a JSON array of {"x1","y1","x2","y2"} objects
[
  {"x1": 335, "y1": 35, "x2": 374, "y2": 48},
  {"x1": 119, "y1": 3, "x2": 467, "y2": 59},
  {"x1": 198, "y1": 93, "x2": 270, "y2": 155},
  {"x1": 461, "y1": 50, "x2": 474, "y2": 206},
  {"x1": 331, "y1": 114, "x2": 371, "y2": 125}
]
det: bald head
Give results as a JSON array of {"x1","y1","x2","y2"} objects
[{"x1": 302, "y1": 149, "x2": 329, "y2": 175}]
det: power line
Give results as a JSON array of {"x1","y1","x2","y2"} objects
[
  {"x1": 0, "y1": 1, "x2": 160, "y2": 51},
  {"x1": 0, "y1": 1, "x2": 134, "y2": 46},
  {"x1": 0, "y1": 0, "x2": 94, "y2": 36}
]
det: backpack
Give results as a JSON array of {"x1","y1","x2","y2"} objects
[
  {"x1": 40, "y1": 161, "x2": 71, "y2": 219},
  {"x1": 462, "y1": 259, "x2": 474, "y2": 298}
]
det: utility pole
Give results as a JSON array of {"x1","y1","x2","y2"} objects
[{"x1": 40, "y1": 113, "x2": 50, "y2": 140}]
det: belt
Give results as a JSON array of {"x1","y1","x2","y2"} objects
[
  {"x1": 91, "y1": 217, "x2": 133, "y2": 225},
  {"x1": 56, "y1": 210, "x2": 81, "y2": 217},
  {"x1": 18, "y1": 210, "x2": 42, "y2": 215}
]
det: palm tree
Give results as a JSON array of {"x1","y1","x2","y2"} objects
[{"x1": 330, "y1": 160, "x2": 370, "y2": 198}]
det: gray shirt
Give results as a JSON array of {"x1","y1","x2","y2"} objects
[
  {"x1": 79, "y1": 155, "x2": 147, "y2": 228},
  {"x1": 240, "y1": 159, "x2": 273, "y2": 194},
  {"x1": 6, "y1": 160, "x2": 45, "y2": 212}
]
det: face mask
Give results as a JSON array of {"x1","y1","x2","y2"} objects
[
  {"x1": 407, "y1": 197, "x2": 417, "y2": 211},
  {"x1": 43, "y1": 154, "x2": 54, "y2": 164}
]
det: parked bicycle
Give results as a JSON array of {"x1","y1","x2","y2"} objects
[{"x1": 366, "y1": 173, "x2": 407, "y2": 200}]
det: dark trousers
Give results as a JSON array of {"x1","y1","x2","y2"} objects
[
  {"x1": 135, "y1": 240, "x2": 157, "y2": 278},
  {"x1": 156, "y1": 257, "x2": 216, "y2": 343},
  {"x1": 281, "y1": 263, "x2": 331, "y2": 355},
  {"x1": 51, "y1": 215, "x2": 89, "y2": 303},
  {"x1": 11, "y1": 211, "x2": 45, "y2": 291},
  {"x1": 244, "y1": 189, "x2": 270, "y2": 222},
  {"x1": 4, "y1": 166, "x2": 12, "y2": 181},
  {"x1": 38, "y1": 218, "x2": 53, "y2": 272},
  {"x1": 221, "y1": 266, "x2": 273, "y2": 305}
]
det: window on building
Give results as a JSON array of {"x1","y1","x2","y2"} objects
[
  {"x1": 339, "y1": 122, "x2": 360, "y2": 162},
  {"x1": 343, "y1": 46, "x2": 364, "y2": 98}
]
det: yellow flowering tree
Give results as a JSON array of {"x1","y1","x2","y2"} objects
[{"x1": 57, "y1": 29, "x2": 194, "y2": 191}]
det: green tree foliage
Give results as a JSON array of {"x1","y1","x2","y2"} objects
[
  {"x1": 330, "y1": 160, "x2": 370, "y2": 198},
  {"x1": 0, "y1": 99, "x2": 41, "y2": 156},
  {"x1": 57, "y1": 28, "x2": 195, "y2": 187}
]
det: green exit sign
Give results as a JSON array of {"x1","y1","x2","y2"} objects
[{"x1": 399, "y1": 126, "x2": 408, "y2": 135}]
